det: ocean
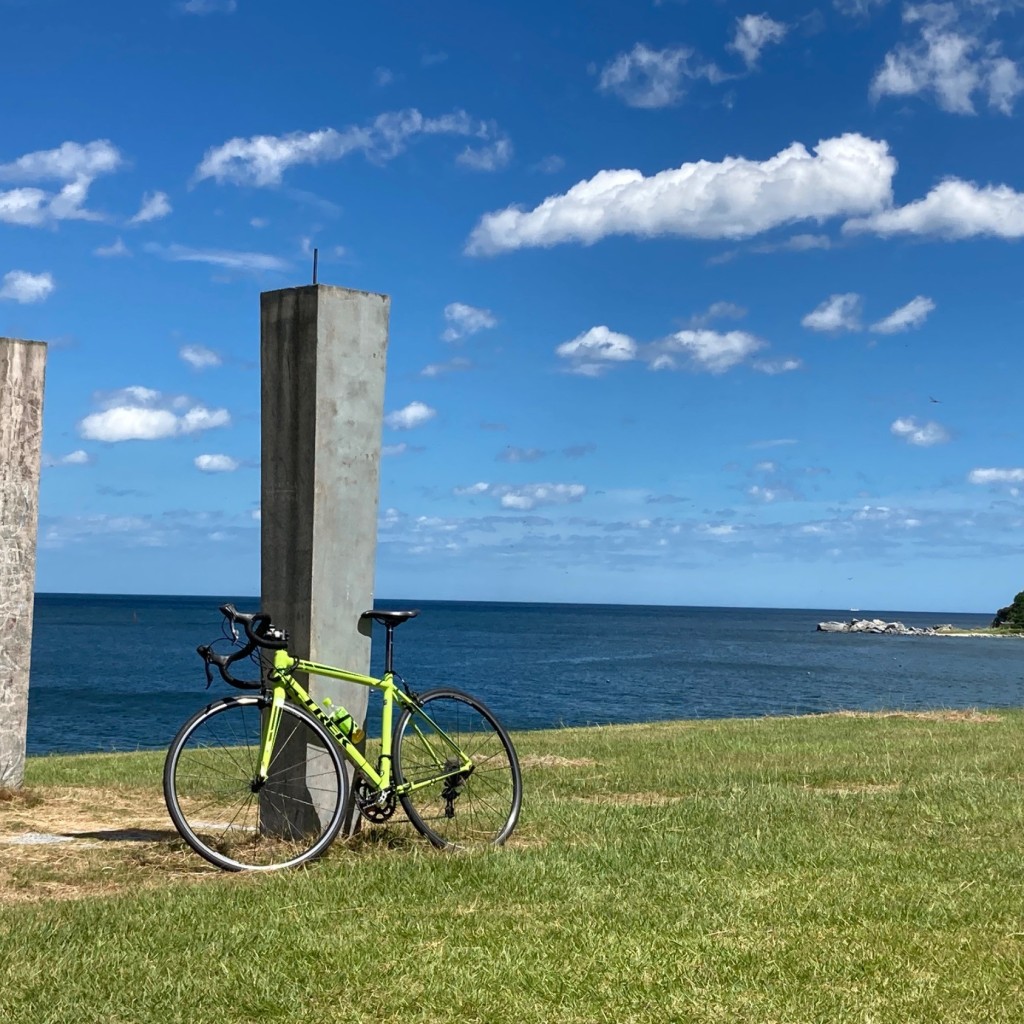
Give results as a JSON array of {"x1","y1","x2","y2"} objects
[{"x1": 25, "y1": 594, "x2": 1023, "y2": 757}]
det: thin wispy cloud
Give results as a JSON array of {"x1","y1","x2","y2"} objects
[
  {"x1": 130, "y1": 191, "x2": 172, "y2": 224},
  {"x1": 421, "y1": 357, "x2": 472, "y2": 377},
  {"x1": 0, "y1": 139, "x2": 122, "y2": 226},
  {"x1": 890, "y1": 416, "x2": 950, "y2": 446},
  {"x1": 456, "y1": 137, "x2": 513, "y2": 172},
  {"x1": 179, "y1": 0, "x2": 237, "y2": 13},
  {"x1": 454, "y1": 481, "x2": 586, "y2": 510},
  {"x1": 597, "y1": 43, "x2": 724, "y2": 108},
  {"x1": 728, "y1": 14, "x2": 788, "y2": 69},
  {"x1": 442, "y1": 302, "x2": 497, "y2": 341},
  {"x1": 870, "y1": 296, "x2": 935, "y2": 333},
  {"x1": 498, "y1": 447, "x2": 546, "y2": 463},
  {"x1": 95, "y1": 237, "x2": 130, "y2": 257},
  {"x1": 145, "y1": 242, "x2": 289, "y2": 272},
  {"x1": 195, "y1": 109, "x2": 509, "y2": 186}
]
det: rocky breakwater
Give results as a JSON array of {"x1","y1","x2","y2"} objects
[{"x1": 817, "y1": 618, "x2": 955, "y2": 636}]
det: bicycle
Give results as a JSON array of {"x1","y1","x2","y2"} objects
[{"x1": 163, "y1": 603, "x2": 522, "y2": 871}]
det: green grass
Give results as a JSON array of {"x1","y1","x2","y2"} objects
[{"x1": 3, "y1": 711, "x2": 1024, "y2": 1022}]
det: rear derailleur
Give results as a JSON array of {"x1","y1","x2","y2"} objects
[{"x1": 441, "y1": 757, "x2": 473, "y2": 819}]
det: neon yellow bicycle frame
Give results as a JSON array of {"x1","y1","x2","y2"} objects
[{"x1": 257, "y1": 650, "x2": 473, "y2": 796}]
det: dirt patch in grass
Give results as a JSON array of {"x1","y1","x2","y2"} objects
[
  {"x1": 520, "y1": 755, "x2": 598, "y2": 769},
  {"x1": 0, "y1": 784, "x2": 537, "y2": 904},
  {"x1": 1, "y1": 785, "x2": 174, "y2": 839},
  {"x1": 0, "y1": 785, "x2": 212, "y2": 904},
  {"x1": 575, "y1": 791, "x2": 684, "y2": 807},
  {"x1": 825, "y1": 709, "x2": 1003, "y2": 724}
]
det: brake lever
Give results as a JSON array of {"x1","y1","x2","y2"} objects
[{"x1": 197, "y1": 645, "x2": 215, "y2": 689}]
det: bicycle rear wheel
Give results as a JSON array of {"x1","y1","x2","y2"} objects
[
  {"x1": 394, "y1": 688, "x2": 522, "y2": 849},
  {"x1": 164, "y1": 695, "x2": 347, "y2": 871}
]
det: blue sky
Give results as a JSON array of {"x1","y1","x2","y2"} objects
[{"x1": 4, "y1": 0, "x2": 1024, "y2": 611}]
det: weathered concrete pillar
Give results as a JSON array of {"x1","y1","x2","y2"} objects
[
  {"x1": 0, "y1": 339, "x2": 47, "y2": 788},
  {"x1": 260, "y1": 285, "x2": 388, "y2": 830}
]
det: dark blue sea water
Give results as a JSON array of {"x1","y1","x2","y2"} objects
[{"x1": 26, "y1": 594, "x2": 1024, "y2": 756}]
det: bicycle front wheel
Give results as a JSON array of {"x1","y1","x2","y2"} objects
[
  {"x1": 394, "y1": 688, "x2": 522, "y2": 849},
  {"x1": 164, "y1": 695, "x2": 348, "y2": 871}
]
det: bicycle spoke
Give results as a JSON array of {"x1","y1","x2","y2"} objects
[
  {"x1": 395, "y1": 689, "x2": 521, "y2": 849},
  {"x1": 165, "y1": 697, "x2": 347, "y2": 870}
]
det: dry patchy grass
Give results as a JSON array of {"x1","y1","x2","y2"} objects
[
  {"x1": 821, "y1": 708, "x2": 1003, "y2": 724},
  {"x1": 0, "y1": 784, "x2": 209, "y2": 904}
]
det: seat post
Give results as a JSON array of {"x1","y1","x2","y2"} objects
[{"x1": 384, "y1": 624, "x2": 396, "y2": 675}]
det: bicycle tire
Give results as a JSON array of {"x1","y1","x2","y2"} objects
[
  {"x1": 394, "y1": 688, "x2": 522, "y2": 849},
  {"x1": 164, "y1": 695, "x2": 348, "y2": 871}
]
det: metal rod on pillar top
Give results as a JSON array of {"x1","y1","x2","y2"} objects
[{"x1": 312, "y1": 248, "x2": 318, "y2": 285}]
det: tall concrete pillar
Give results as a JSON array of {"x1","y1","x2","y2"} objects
[
  {"x1": 260, "y1": 285, "x2": 389, "y2": 829},
  {"x1": 0, "y1": 339, "x2": 47, "y2": 788}
]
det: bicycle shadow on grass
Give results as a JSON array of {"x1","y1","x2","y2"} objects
[{"x1": 62, "y1": 828, "x2": 181, "y2": 843}]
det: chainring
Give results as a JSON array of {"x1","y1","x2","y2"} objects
[{"x1": 355, "y1": 776, "x2": 396, "y2": 823}]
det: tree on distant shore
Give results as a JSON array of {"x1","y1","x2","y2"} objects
[{"x1": 992, "y1": 591, "x2": 1024, "y2": 629}]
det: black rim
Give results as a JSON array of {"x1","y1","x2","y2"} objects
[
  {"x1": 165, "y1": 698, "x2": 346, "y2": 870},
  {"x1": 396, "y1": 691, "x2": 521, "y2": 848}
]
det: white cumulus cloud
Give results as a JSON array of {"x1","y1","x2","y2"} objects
[
  {"x1": 650, "y1": 329, "x2": 765, "y2": 374},
  {"x1": 843, "y1": 178, "x2": 1024, "y2": 239},
  {"x1": 466, "y1": 133, "x2": 895, "y2": 255},
  {"x1": 78, "y1": 387, "x2": 231, "y2": 442},
  {"x1": 871, "y1": 296, "x2": 936, "y2": 333},
  {"x1": 385, "y1": 401, "x2": 436, "y2": 430},
  {"x1": 194, "y1": 454, "x2": 240, "y2": 472},
  {"x1": 179, "y1": 344, "x2": 223, "y2": 369},
  {"x1": 968, "y1": 467, "x2": 1024, "y2": 485},
  {"x1": 871, "y1": 5, "x2": 1023, "y2": 115},
  {"x1": 0, "y1": 140, "x2": 122, "y2": 182},
  {"x1": 0, "y1": 270, "x2": 55, "y2": 304},
  {"x1": 801, "y1": 293, "x2": 862, "y2": 332},
  {"x1": 43, "y1": 450, "x2": 91, "y2": 468},
  {"x1": 890, "y1": 416, "x2": 950, "y2": 446},
  {"x1": 556, "y1": 326, "x2": 638, "y2": 375}
]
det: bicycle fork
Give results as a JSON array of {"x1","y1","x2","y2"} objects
[{"x1": 254, "y1": 686, "x2": 288, "y2": 789}]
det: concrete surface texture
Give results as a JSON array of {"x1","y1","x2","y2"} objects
[
  {"x1": 0, "y1": 339, "x2": 47, "y2": 788},
  {"x1": 260, "y1": 285, "x2": 389, "y2": 827}
]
